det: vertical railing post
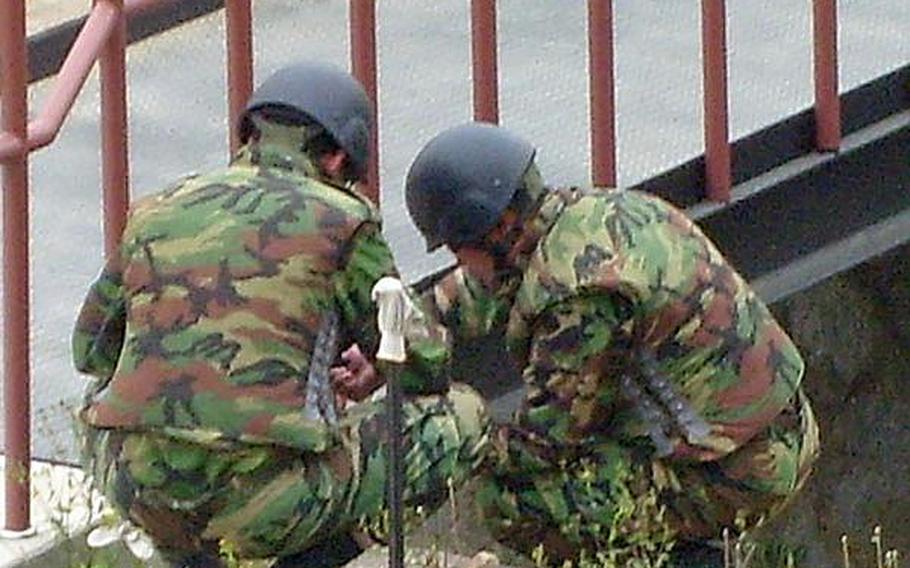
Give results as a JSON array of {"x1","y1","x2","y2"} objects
[
  {"x1": 0, "y1": 0, "x2": 32, "y2": 533},
  {"x1": 226, "y1": 0, "x2": 253, "y2": 156},
  {"x1": 813, "y1": 0, "x2": 840, "y2": 151},
  {"x1": 350, "y1": 0, "x2": 379, "y2": 204},
  {"x1": 471, "y1": 0, "x2": 499, "y2": 123},
  {"x1": 700, "y1": 0, "x2": 731, "y2": 202},
  {"x1": 99, "y1": 0, "x2": 130, "y2": 259},
  {"x1": 587, "y1": 0, "x2": 616, "y2": 188}
]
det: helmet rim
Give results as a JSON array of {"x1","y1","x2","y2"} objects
[
  {"x1": 405, "y1": 122, "x2": 536, "y2": 252},
  {"x1": 239, "y1": 62, "x2": 372, "y2": 180}
]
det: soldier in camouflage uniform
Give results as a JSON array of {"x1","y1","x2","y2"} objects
[
  {"x1": 405, "y1": 123, "x2": 818, "y2": 564},
  {"x1": 73, "y1": 64, "x2": 489, "y2": 568}
]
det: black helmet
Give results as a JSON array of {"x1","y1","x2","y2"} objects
[
  {"x1": 405, "y1": 123, "x2": 536, "y2": 252},
  {"x1": 239, "y1": 62, "x2": 372, "y2": 180}
]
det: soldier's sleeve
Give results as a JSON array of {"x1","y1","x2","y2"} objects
[
  {"x1": 416, "y1": 266, "x2": 509, "y2": 341},
  {"x1": 72, "y1": 260, "x2": 127, "y2": 381},
  {"x1": 334, "y1": 221, "x2": 451, "y2": 394},
  {"x1": 520, "y1": 294, "x2": 626, "y2": 445}
]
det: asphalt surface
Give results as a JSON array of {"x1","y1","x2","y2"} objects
[
  {"x1": 1, "y1": 0, "x2": 908, "y2": 461},
  {"x1": 25, "y1": 0, "x2": 87, "y2": 35}
]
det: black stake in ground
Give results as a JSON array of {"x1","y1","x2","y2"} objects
[
  {"x1": 386, "y1": 356, "x2": 405, "y2": 568},
  {"x1": 373, "y1": 278, "x2": 409, "y2": 568}
]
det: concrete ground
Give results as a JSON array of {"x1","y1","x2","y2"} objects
[
  {"x1": 0, "y1": 457, "x2": 96, "y2": 567},
  {"x1": 0, "y1": 0, "x2": 908, "y2": 489}
]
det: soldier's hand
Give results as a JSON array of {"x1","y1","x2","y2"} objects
[{"x1": 331, "y1": 344, "x2": 383, "y2": 403}]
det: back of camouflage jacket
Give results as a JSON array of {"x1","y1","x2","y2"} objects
[
  {"x1": 423, "y1": 187, "x2": 807, "y2": 462},
  {"x1": 73, "y1": 123, "x2": 448, "y2": 451}
]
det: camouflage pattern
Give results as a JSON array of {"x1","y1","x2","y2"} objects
[
  {"x1": 421, "y1": 186, "x2": 819, "y2": 559},
  {"x1": 84, "y1": 384, "x2": 488, "y2": 560},
  {"x1": 74, "y1": 117, "x2": 450, "y2": 452},
  {"x1": 73, "y1": 117, "x2": 481, "y2": 562}
]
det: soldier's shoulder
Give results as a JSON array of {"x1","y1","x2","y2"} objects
[
  {"x1": 519, "y1": 188, "x2": 672, "y2": 309},
  {"x1": 301, "y1": 177, "x2": 379, "y2": 222},
  {"x1": 620, "y1": 187, "x2": 686, "y2": 214},
  {"x1": 130, "y1": 170, "x2": 199, "y2": 206},
  {"x1": 582, "y1": 186, "x2": 681, "y2": 215},
  {"x1": 539, "y1": 187, "x2": 625, "y2": 254},
  {"x1": 554, "y1": 187, "x2": 697, "y2": 242},
  {"x1": 221, "y1": 163, "x2": 377, "y2": 223}
]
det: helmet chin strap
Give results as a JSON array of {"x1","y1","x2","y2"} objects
[
  {"x1": 489, "y1": 161, "x2": 547, "y2": 270},
  {"x1": 452, "y1": 162, "x2": 547, "y2": 281},
  {"x1": 483, "y1": 215, "x2": 525, "y2": 279}
]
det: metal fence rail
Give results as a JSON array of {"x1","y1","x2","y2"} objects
[
  {"x1": 814, "y1": 0, "x2": 841, "y2": 151},
  {"x1": 350, "y1": 0, "x2": 379, "y2": 202},
  {"x1": 588, "y1": 0, "x2": 616, "y2": 188},
  {"x1": 1, "y1": 0, "x2": 31, "y2": 535},
  {"x1": 1, "y1": 0, "x2": 845, "y2": 547},
  {"x1": 0, "y1": 0, "x2": 258, "y2": 532}
]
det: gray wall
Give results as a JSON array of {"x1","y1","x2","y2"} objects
[{"x1": 761, "y1": 242, "x2": 909, "y2": 567}]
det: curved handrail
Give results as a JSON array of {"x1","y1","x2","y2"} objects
[{"x1": 0, "y1": 0, "x2": 121, "y2": 162}]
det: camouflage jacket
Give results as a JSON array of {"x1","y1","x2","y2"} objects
[
  {"x1": 422, "y1": 187, "x2": 806, "y2": 461},
  {"x1": 73, "y1": 120, "x2": 448, "y2": 451}
]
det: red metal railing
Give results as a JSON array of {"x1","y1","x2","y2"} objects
[
  {"x1": 813, "y1": 0, "x2": 841, "y2": 151},
  {"x1": 1, "y1": 0, "x2": 31, "y2": 534},
  {"x1": 471, "y1": 0, "x2": 499, "y2": 124},
  {"x1": 588, "y1": 0, "x2": 616, "y2": 188},
  {"x1": 99, "y1": 0, "x2": 130, "y2": 259},
  {"x1": 225, "y1": 0, "x2": 253, "y2": 155},
  {"x1": 700, "y1": 0, "x2": 732, "y2": 202},
  {"x1": 350, "y1": 0, "x2": 379, "y2": 203},
  {"x1": 0, "y1": 0, "x2": 843, "y2": 532},
  {"x1": 0, "y1": 0, "x2": 257, "y2": 531}
]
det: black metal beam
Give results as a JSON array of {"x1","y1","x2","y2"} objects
[
  {"x1": 27, "y1": 0, "x2": 225, "y2": 84},
  {"x1": 694, "y1": 121, "x2": 910, "y2": 282},
  {"x1": 633, "y1": 64, "x2": 910, "y2": 208}
]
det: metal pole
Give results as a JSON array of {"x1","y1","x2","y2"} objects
[
  {"x1": 386, "y1": 361, "x2": 404, "y2": 568},
  {"x1": 813, "y1": 0, "x2": 840, "y2": 151},
  {"x1": 99, "y1": 0, "x2": 130, "y2": 259},
  {"x1": 0, "y1": 0, "x2": 32, "y2": 533},
  {"x1": 700, "y1": 0, "x2": 731, "y2": 202},
  {"x1": 587, "y1": 0, "x2": 616, "y2": 188},
  {"x1": 470, "y1": 0, "x2": 499, "y2": 123},
  {"x1": 371, "y1": 278, "x2": 408, "y2": 568},
  {"x1": 225, "y1": 0, "x2": 253, "y2": 155},
  {"x1": 350, "y1": 0, "x2": 379, "y2": 204}
]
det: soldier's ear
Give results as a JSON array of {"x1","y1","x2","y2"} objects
[
  {"x1": 486, "y1": 209, "x2": 520, "y2": 242},
  {"x1": 320, "y1": 150, "x2": 348, "y2": 178}
]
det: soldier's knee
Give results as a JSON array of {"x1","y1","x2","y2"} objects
[
  {"x1": 401, "y1": 384, "x2": 491, "y2": 489},
  {"x1": 446, "y1": 383, "x2": 491, "y2": 443},
  {"x1": 794, "y1": 393, "x2": 819, "y2": 490}
]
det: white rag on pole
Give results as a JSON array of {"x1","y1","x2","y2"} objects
[{"x1": 371, "y1": 276, "x2": 412, "y2": 363}]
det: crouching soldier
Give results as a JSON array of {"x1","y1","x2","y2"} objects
[
  {"x1": 404, "y1": 123, "x2": 819, "y2": 565},
  {"x1": 72, "y1": 63, "x2": 488, "y2": 568}
]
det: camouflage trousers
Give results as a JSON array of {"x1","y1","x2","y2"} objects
[
  {"x1": 83, "y1": 384, "x2": 489, "y2": 561},
  {"x1": 476, "y1": 391, "x2": 818, "y2": 563}
]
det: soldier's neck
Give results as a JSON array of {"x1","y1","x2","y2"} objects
[{"x1": 232, "y1": 121, "x2": 342, "y2": 187}]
